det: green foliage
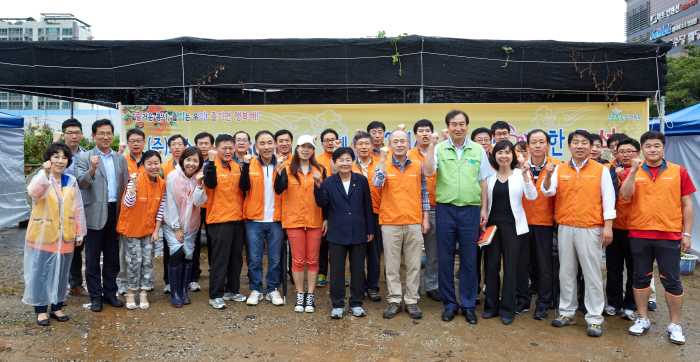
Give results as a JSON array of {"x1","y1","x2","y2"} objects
[
  {"x1": 25, "y1": 17, "x2": 36, "y2": 22},
  {"x1": 651, "y1": 45, "x2": 700, "y2": 117},
  {"x1": 502, "y1": 46, "x2": 514, "y2": 68},
  {"x1": 364, "y1": 30, "x2": 386, "y2": 38},
  {"x1": 23, "y1": 121, "x2": 120, "y2": 164},
  {"x1": 390, "y1": 33, "x2": 408, "y2": 76}
]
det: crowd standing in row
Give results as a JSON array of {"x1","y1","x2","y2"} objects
[{"x1": 23, "y1": 110, "x2": 694, "y2": 345}]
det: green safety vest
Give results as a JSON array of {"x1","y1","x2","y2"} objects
[{"x1": 435, "y1": 140, "x2": 484, "y2": 207}]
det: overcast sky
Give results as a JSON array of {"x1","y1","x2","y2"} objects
[{"x1": 6, "y1": 0, "x2": 627, "y2": 43}]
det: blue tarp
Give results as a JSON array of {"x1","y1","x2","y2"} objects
[
  {"x1": 0, "y1": 111, "x2": 24, "y2": 128},
  {"x1": 650, "y1": 102, "x2": 700, "y2": 135}
]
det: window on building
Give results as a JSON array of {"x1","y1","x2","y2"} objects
[
  {"x1": 62, "y1": 28, "x2": 72, "y2": 36},
  {"x1": 9, "y1": 93, "x2": 22, "y2": 100},
  {"x1": 0, "y1": 93, "x2": 7, "y2": 100},
  {"x1": 9, "y1": 28, "x2": 22, "y2": 35},
  {"x1": 46, "y1": 28, "x2": 59, "y2": 36},
  {"x1": 62, "y1": 101, "x2": 71, "y2": 110},
  {"x1": 38, "y1": 28, "x2": 44, "y2": 36},
  {"x1": 0, "y1": 37, "x2": 7, "y2": 41},
  {"x1": 25, "y1": 28, "x2": 33, "y2": 35},
  {"x1": 45, "y1": 101, "x2": 59, "y2": 110},
  {"x1": 62, "y1": 37, "x2": 73, "y2": 41},
  {"x1": 46, "y1": 37, "x2": 58, "y2": 41},
  {"x1": 0, "y1": 102, "x2": 7, "y2": 109},
  {"x1": 626, "y1": 2, "x2": 650, "y2": 36},
  {"x1": 10, "y1": 37, "x2": 22, "y2": 41},
  {"x1": 0, "y1": 29, "x2": 7, "y2": 36},
  {"x1": 8, "y1": 102, "x2": 23, "y2": 110}
]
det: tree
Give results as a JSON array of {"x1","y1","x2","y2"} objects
[
  {"x1": 651, "y1": 44, "x2": 700, "y2": 117},
  {"x1": 26, "y1": 17, "x2": 36, "y2": 22}
]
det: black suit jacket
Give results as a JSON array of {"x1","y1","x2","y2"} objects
[{"x1": 314, "y1": 173, "x2": 374, "y2": 245}]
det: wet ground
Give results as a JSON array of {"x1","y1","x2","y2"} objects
[{"x1": 1, "y1": 226, "x2": 699, "y2": 361}]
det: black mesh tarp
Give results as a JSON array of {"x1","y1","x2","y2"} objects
[{"x1": 0, "y1": 36, "x2": 671, "y2": 106}]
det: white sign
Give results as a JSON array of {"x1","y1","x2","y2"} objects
[
  {"x1": 673, "y1": 29, "x2": 700, "y2": 47},
  {"x1": 650, "y1": 1, "x2": 698, "y2": 24}
]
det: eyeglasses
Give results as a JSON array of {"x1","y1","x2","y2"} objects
[
  {"x1": 475, "y1": 137, "x2": 491, "y2": 143},
  {"x1": 235, "y1": 138, "x2": 249, "y2": 144},
  {"x1": 170, "y1": 142, "x2": 184, "y2": 147},
  {"x1": 64, "y1": 131, "x2": 81, "y2": 136},
  {"x1": 322, "y1": 139, "x2": 337, "y2": 144},
  {"x1": 617, "y1": 150, "x2": 639, "y2": 156},
  {"x1": 494, "y1": 131, "x2": 509, "y2": 137},
  {"x1": 95, "y1": 132, "x2": 113, "y2": 137},
  {"x1": 128, "y1": 139, "x2": 144, "y2": 144}
]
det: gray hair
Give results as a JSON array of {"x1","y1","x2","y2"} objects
[
  {"x1": 353, "y1": 131, "x2": 372, "y2": 145},
  {"x1": 388, "y1": 130, "x2": 408, "y2": 144}
]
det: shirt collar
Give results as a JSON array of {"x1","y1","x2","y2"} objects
[
  {"x1": 97, "y1": 148, "x2": 112, "y2": 157},
  {"x1": 569, "y1": 158, "x2": 589, "y2": 168},
  {"x1": 257, "y1": 154, "x2": 277, "y2": 167},
  {"x1": 446, "y1": 137, "x2": 470, "y2": 150},
  {"x1": 527, "y1": 156, "x2": 547, "y2": 168},
  {"x1": 391, "y1": 155, "x2": 411, "y2": 168}
]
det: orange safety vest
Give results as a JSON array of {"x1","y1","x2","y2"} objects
[
  {"x1": 243, "y1": 157, "x2": 282, "y2": 221},
  {"x1": 205, "y1": 157, "x2": 245, "y2": 224},
  {"x1": 378, "y1": 159, "x2": 424, "y2": 225},
  {"x1": 162, "y1": 156, "x2": 178, "y2": 179},
  {"x1": 629, "y1": 161, "x2": 683, "y2": 233},
  {"x1": 522, "y1": 156, "x2": 561, "y2": 226},
  {"x1": 352, "y1": 156, "x2": 381, "y2": 214},
  {"x1": 116, "y1": 173, "x2": 166, "y2": 238},
  {"x1": 554, "y1": 160, "x2": 605, "y2": 228},
  {"x1": 280, "y1": 165, "x2": 324, "y2": 229},
  {"x1": 26, "y1": 178, "x2": 79, "y2": 254},
  {"x1": 125, "y1": 153, "x2": 145, "y2": 175},
  {"x1": 611, "y1": 165, "x2": 631, "y2": 230},
  {"x1": 408, "y1": 147, "x2": 436, "y2": 207},
  {"x1": 316, "y1": 151, "x2": 333, "y2": 172}
]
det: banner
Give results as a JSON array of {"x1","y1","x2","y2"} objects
[{"x1": 120, "y1": 102, "x2": 648, "y2": 160}]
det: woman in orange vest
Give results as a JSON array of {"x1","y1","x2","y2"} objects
[
  {"x1": 24, "y1": 143, "x2": 87, "y2": 326},
  {"x1": 116, "y1": 150, "x2": 166, "y2": 310},
  {"x1": 163, "y1": 147, "x2": 207, "y2": 308},
  {"x1": 274, "y1": 135, "x2": 327, "y2": 313}
]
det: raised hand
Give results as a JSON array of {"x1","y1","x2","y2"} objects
[
  {"x1": 333, "y1": 139, "x2": 343, "y2": 151},
  {"x1": 430, "y1": 132, "x2": 440, "y2": 146},
  {"x1": 43, "y1": 160, "x2": 52, "y2": 176},
  {"x1": 397, "y1": 124, "x2": 406, "y2": 132},
  {"x1": 521, "y1": 161, "x2": 531, "y2": 179},
  {"x1": 119, "y1": 143, "x2": 127, "y2": 154},
  {"x1": 355, "y1": 129, "x2": 363, "y2": 135},
  {"x1": 312, "y1": 171, "x2": 322, "y2": 186},
  {"x1": 615, "y1": 166, "x2": 624, "y2": 180},
  {"x1": 243, "y1": 154, "x2": 253, "y2": 164},
  {"x1": 195, "y1": 171, "x2": 204, "y2": 186},
  {"x1": 207, "y1": 149, "x2": 218, "y2": 162},
  {"x1": 545, "y1": 162, "x2": 556, "y2": 178},
  {"x1": 52, "y1": 131, "x2": 63, "y2": 143},
  {"x1": 129, "y1": 172, "x2": 139, "y2": 183},
  {"x1": 630, "y1": 157, "x2": 641, "y2": 172},
  {"x1": 440, "y1": 129, "x2": 449, "y2": 141},
  {"x1": 89, "y1": 155, "x2": 100, "y2": 171},
  {"x1": 379, "y1": 146, "x2": 389, "y2": 160}
]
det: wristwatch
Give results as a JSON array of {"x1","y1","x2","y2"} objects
[{"x1": 682, "y1": 233, "x2": 692, "y2": 238}]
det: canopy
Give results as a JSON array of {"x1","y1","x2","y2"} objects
[
  {"x1": 0, "y1": 112, "x2": 31, "y2": 229},
  {"x1": 649, "y1": 102, "x2": 700, "y2": 135}
]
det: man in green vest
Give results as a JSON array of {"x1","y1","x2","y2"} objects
[{"x1": 424, "y1": 110, "x2": 494, "y2": 324}]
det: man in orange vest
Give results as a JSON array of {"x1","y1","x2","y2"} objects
[
  {"x1": 275, "y1": 129, "x2": 293, "y2": 164},
  {"x1": 518, "y1": 129, "x2": 561, "y2": 321},
  {"x1": 620, "y1": 131, "x2": 695, "y2": 345},
  {"x1": 315, "y1": 128, "x2": 340, "y2": 287},
  {"x1": 240, "y1": 130, "x2": 285, "y2": 306},
  {"x1": 407, "y1": 120, "x2": 440, "y2": 302},
  {"x1": 202, "y1": 134, "x2": 247, "y2": 309},
  {"x1": 373, "y1": 130, "x2": 430, "y2": 319},
  {"x1": 541, "y1": 130, "x2": 616, "y2": 337}
]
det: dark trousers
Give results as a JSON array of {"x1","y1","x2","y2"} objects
[
  {"x1": 318, "y1": 233, "x2": 329, "y2": 276},
  {"x1": 519, "y1": 225, "x2": 555, "y2": 309},
  {"x1": 35, "y1": 303, "x2": 63, "y2": 314},
  {"x1": 192, "y1": 208, "x2": 209, "y2": 282},
  {"x1": 69, "y1": 242, "x2": 85, "y2": 289},
  {"x1": 329, "y1": 241, "x2": 366, "y2": 309},
  {"x1": 606, "y1": 228, "x2": 636, "y2": 310},
  {"x1": 365, "y1": 213, "x2": 383, "y2": 290},
  {"x1": 528, "y1": 234, "x2": 540, "y2": 292},
  {"x1": 207, "y1": 221, "x2": 245, "y2": 299},
  {"x1": 484, "y1": 222, "x2": 524, "y2": 319},
  {"x1": 163, "y1": 236, "x2": 170, "y2": 285},
  {"x1": 85, "y1": 204, "x2": 119, "y2": 299},
  {"x1": 436, "y1": 203, "x2": 480, "y2": 311}
]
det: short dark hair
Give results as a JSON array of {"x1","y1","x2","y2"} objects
[
  {"x1": 126, "y1": 128, "x2": 145, "y2": 141},
  {"x1": 526, "y1": 129, "x2": 550, "y2": 144},
  {"x1": 567, "y1": 130, "x2": 593, "y2": 145},
  {"x1": 607, "y1": 133, "x2": 629, "y2": 147},
  {"x1": 215, "y1": 134, "x2": 235, "y2": 146},
  {"x1": 471, "y1": 127, "x2": 492, "y2": 141},
  {"x1": 590, "y1": 133, "x2": 603, "y2": 146},
  {"x1": 490, "y1": 121, "x2": 510, "y2": 135},
  {"x1": 366, "y1": 121, "x2": 386, "y2": 133},
  {"x1": 274, "y1": 129, "x2": 293, "y2": 142},
  {"x1": 194, "y1": 132, "x2": 214, "y2": 145},
  {"x1": 321, "y1": 128, "x2": 339, "y2": 141},
  {"x1": 43, "y1": 142, "x2": 73, "y2": 169},
  {"x1": 168, "y1": 134, "x2": 187, "y2": 147},
  {"x1": 617, "y1": 138, "x2": 641, "y2": 152},
  {"x1": 178, "y1": 147, "x2": 204, "y2": 172},
  {"x1": 142, "y1": 150, "x2": 162, "y2": 163},
  {"x1": 332, "y1": 147, "x2": 356, "y2": 162},
  {"x1": 61, "y1": 118, "x2": 82, "y2": 133},
  {"x1": 353, "y1": 131, "x2": 372, "y2": 145},
  {"x1": 413, "y1": 119, "x2": 434, "y2": 134},
  {"x1": 233, "y1": 131, "x2": 251, "y2": 143},
  {"x1": 640, "y1": 130, "x2": 665, "y2": 146},
  {"x1": 255, "y1": 130, "x2": 275, "y2": 142},
  {"x1": 445, "y1": 110, "x2": 469, "y2": 126},
  {"x1": 489, "y1": 141, "x2": 518, "y2": 171},
  {"x1": 92, "y1": 119, "x2": 114, "y2": 134}
]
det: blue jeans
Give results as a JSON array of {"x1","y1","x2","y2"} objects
[
  {"x1": 246, "y1": 221, "x2": 283, "y2": 293},
  {"x1": 436, "y1": 203, "x2": 480, "y2": 311}
]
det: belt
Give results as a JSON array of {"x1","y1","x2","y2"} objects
[{"x1": 108, "y1": 202, "x2": 117, "y2": 207}]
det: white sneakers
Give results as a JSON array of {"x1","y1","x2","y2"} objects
[
  {"x1": 621, "y1": 309, "x2": 635, "y2": 321},
  {"x1": 163, "y1": 284, "x2": 171, "y2": 294},
  {"x1": 266, "y1": 289, "x2": 284, "y2": 306},
  {"x1": 247, "y1": 290, "x2": 263, "y2": 305},
  {"x1": 223, "y1": 293, "x2": 247, "y2": 302},
  {"x1": 188, "y1": 282, "x2": 202, "y2": 292},
  {"x1": 209, "y1": 298, "x2": 226, "y2": 309},
  {"x1": 629, "y1": 318, "x2": 685, "y2": 345}
]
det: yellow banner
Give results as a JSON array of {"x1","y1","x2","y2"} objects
[{"x1": 120, "y1": 102, "x2": 648, "y2": 160}]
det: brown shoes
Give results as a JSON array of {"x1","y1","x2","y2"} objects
[{"x1": 69, "y1": 285, "x2": 89, "y2": 297}]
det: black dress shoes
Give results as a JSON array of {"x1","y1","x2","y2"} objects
[
  {"x1": 90, "y1": 298, "x2": 103, "y2": 312},
  {"x1": 103, "y1": 295, "x2": 124, "y2": 308},
  {"x1": 482, "y1": 311, "x2": 497, "y2": 319},
  {"x1": 464, "y1": 310, "x2": 478, "y2": 324},
  {"x1": 502, "y1": 317, "x2": 513, "y2": 325},
  {"x1": 426, "y1": 289, "x2": 441, "y2": 302},
  {"x1": 441, "y1": 309, "x2": 458, "y2": 322},
  {"x1": 36, "y1": 314, "x2": 50, "y2": 326},
  {"x1": 49, "y1": 311, "x2": 70, "y2": 322}
]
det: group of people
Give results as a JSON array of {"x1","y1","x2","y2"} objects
[{"x1": 23, "y1": 111, "x2": 694, "y2": 345}]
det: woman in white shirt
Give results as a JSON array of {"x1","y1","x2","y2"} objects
[{"x1": 483, "y1": 140, "x2": 537, "y2": 325}]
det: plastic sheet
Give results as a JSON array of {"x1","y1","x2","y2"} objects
[
  {"x1": 23, "y1": 172, "x2": 86, "y2": 306},
  {"x1": 0, "y1": 126, "x2": 31, "y2": 229},
  {"x1": 163, "y1": 168, "x2": 206, "y2": 234}
]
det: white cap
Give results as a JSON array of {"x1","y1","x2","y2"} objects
[{"x1": 296, "y1": 135, "x2": 315, "y2": 148}]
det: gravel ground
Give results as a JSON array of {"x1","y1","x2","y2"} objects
[{"x1": 1, "y1": 225, "x2": 699, "y2": 361}]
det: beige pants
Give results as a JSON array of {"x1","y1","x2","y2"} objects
[
  {"x1": 382, "y1": 224, "x2": 423, "y2": 305},
  {"x1": 558, "y1": 225, "x2": 605, "y2": 325}
]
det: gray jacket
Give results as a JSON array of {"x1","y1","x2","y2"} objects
[{"x1": 75, "y1": 147, "x2": 128, "y2": 230}]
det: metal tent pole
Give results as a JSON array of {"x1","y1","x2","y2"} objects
[{"x1": 659, "y1": 96, "x2": 666, "y2": 134}]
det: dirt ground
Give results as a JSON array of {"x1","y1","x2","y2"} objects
[{"x1": 0, "y1": 226, "x2": 699, "y2": 362}]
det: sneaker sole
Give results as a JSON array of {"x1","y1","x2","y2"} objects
[
  {"x1": 552, "y1": 321, "x2": 576, "y2": 327},
  {"x1": 353, "y1": 313, "x2": 366, "y2": 317},
  {"x1": 669, "y1": 338, "x2": 685, "y2": 345},
  {"x1": 305, "y1": 308, "x2": 315, "y2": 313},
  {"x1": 383, "y1": 314, "x2": 396, "y2": 319},
  {"x1": 211, "y1": 305, "x2": 226, "y2": 309},
  {"x1": 629, "y1": 328, "x2": 649, "y2": 336},
  {"x1": 587, "y1": 332, "x2": 602, "y2": 337},
  {"x1": 294, "y1": 307, "x2": 304, "y2": 312}
]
